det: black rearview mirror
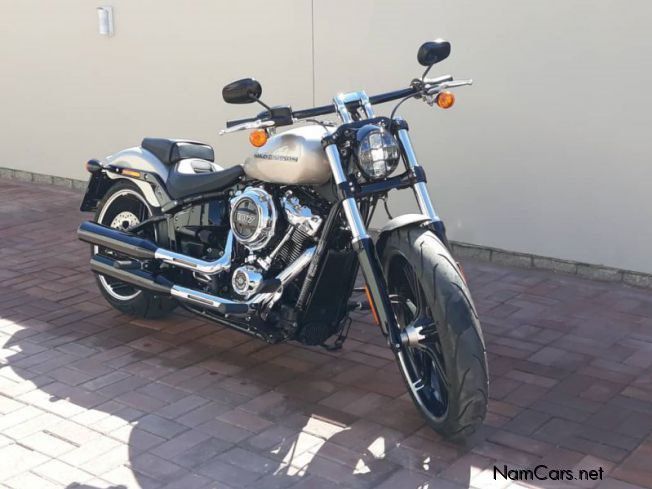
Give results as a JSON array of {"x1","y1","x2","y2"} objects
[
  {"x1": 417, "y1": 40, "x2": 451, "y2": 67},
  {"x1": 222, "y1": 78, "x2": 263, "y2": 104}
]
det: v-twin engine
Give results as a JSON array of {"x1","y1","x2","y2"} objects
[{"x1": 228, "y1": 187, "x2": 323, "y2": 299}]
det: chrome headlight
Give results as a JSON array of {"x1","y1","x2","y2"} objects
[{"x1": 355, "y1": 125, "x2": 400, "y2": 181}]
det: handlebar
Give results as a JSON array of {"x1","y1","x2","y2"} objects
[
  {"x1": 226, "y1": 87, "x2": 418, "y2": 128},
  {"x1": 224, "y1": 74, "x2": 465, "y2": 129}
]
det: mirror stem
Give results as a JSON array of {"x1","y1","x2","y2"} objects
[
  {"x1": 252, "y1": 96, "x2": 272, "y2": 113},
  {"x1": 421, "y1": 64, "x2": 433, "y2": 81}
]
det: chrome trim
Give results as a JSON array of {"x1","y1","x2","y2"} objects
[
  {"x1": 281, "y1": 191, "x2": 323, "y2": 237},
  {"x1": 256, "y1": 224, "x2": 294, "y2": 270},
  {"x1": 324, "y1": 145, "x2": 369, "y2": 242},
  {"x1": 396, "y1": 127, "x2": 441, "y2": 222},
  {"x1": 229, "y1": 187, "x2": 277, "y2": 251},
  {"x1": 169, "y1": 245, "x2": 316, "y2": 313},
  {"x1": 171, "y1": 285, "x2": 244, "y2": 310},
  {"x1": 333, "y1": 90, "x2": 375, "y2": 123},
  {"x1": 231, "y1": 265, "x2": 264, "y2": 299},
  {"x1": 400, "y1": 324, "x2": 427, "y2": 348},
  {"x1": 251, "y1": 246, "x2": 316, "y2": 308},
  {"x1": 333, "y1": 94, "x2": 353, "y2": 124},
  {"x1": 219, "y1": 119, "x2": 275, "y2": 135},
  {"x1": 155, "y1": 232, "x2": 234, "y2": 274}
]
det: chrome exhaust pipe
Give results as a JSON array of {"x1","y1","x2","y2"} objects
[
  {"x1": 88, "y1": 246, "x2": 317, "y2": 317},
  {"x1": 78, "y1": 221, "x2": 233, "y2": 274}
]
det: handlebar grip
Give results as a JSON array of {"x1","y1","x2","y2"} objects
[
  {"x1": 292, "y1": 104, "x2": 335, "y2": 120},
  {"x1": 368, "y1": 87, "x2": 418, "y2": 105}
]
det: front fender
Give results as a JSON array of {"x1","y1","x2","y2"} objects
[{"x1": 375, "y1": 213, "x2": 450, "y2": 253}]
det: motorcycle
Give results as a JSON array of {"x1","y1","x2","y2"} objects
[{"x1": 77, "y1": 39, "x2": 488, "y2": 438}]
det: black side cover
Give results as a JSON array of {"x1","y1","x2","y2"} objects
[
  {"x1": 142, "y1": 138, "x2": 214, "y2": 165},
  {"x1": 298, "y1": 249, "x2": 358, "y2": 345}
]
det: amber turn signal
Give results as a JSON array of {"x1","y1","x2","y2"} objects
[
  {"x1": 249, "y1": 129, "x2": 268, "y2": 147},
  {"x1": 436, "y1": 90, "x2": 455, "y2": 109},
  {"x1": 122, "y1": 169, "x2": 141, "y2": 178}
]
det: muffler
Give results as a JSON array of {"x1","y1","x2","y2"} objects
[
  {"x1": 77, "y1": 221, "x2": 232, "y2": 274},
  {"x1": 90, "y1": 255, "x2": 172, "y2": 295},
  {"x1": 89, "y1": 254, "x2": 249, "y2": 315},
  {"x1": 79, "y1": 221, "x2": 158, "y2": 259}
]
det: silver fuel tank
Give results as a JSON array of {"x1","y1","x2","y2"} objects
[{"x1": 243, "y1": 125, "x2": 334, "y2": 185}]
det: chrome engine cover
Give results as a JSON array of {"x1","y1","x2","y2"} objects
[
  {"x1": 231, "y1": 265, "x2": 264, "y2": 299},
  {"x1": 229, "y1": 187, "x2": 277, "y2": 250},
  {"x1": 281, "y1": 191, "x2": 323, "y2": 237}
]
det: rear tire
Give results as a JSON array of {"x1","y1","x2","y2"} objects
[
  {"x1": 381, "y1": 225, "x2": 488, "y2": 439},
  {"x1": 93, "y1": 181, "x2": 176, "y2": 319}
]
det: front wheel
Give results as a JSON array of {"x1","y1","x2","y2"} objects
[{"x1": 381, "y1": 225, "x2": 488, "y2": 438}]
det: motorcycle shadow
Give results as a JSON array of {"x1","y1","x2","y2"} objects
[{"x1": 4, "y1": 305, "x2": 476, "y2": 489}]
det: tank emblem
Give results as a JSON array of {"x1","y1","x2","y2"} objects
[{"x1": 253, "y1": 153, "x2": 299, "y2": 162}]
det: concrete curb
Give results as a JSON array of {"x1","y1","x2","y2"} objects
[
  {"x1": 451, "y1": 241, "x2": 652, "y2": 290},
  {"x1": 2, "y1": 167, "x2": 651, "y2": 290},
  {"x1": 0, "y1": 167, "x2": 86, "y2": 191}
]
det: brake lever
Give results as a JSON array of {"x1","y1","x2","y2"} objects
[
  {"x1": 424, "y1": 79, "x2": 473, "y2": 96},
  {"x1": 219, "y1": 119, "x2": 275, "y2": 135}
]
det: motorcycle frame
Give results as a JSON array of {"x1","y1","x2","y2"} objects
[{"x1": 324, "y1": 91, "x2": 442, "y2": 351}]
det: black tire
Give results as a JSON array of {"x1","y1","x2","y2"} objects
[
  {"x1": 92, "y1": 181, "x2": 176, "y2": 319},
  {"x1": 381, "y1": 225, "x2": 488, "y2": 439}
]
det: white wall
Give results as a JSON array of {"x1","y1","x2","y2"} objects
[{"x1": 2, "y1": 1, "x2": 651, "y2": 273}]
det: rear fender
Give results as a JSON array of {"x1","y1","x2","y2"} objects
[
  {"x1": 80, "y1": 171, "x2": 162, "y2": 212},
  {"x1": 80, "y1": 146, "x2": 168, "y2": 211}
]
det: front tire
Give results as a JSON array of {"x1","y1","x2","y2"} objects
[
  {"x1": 381, "y1": 225, "x2": 488, "y2": 438},
  {"x1": 93, "y1": 181, "x2": 176, "y2": 319}
]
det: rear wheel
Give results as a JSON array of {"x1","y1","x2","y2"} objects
[
  {"x1": 382, "y1": 225, "x2": 488, "y2": 438},
  {"x1": 93, "y1": 181, "x2": 176, "y2": 318}
]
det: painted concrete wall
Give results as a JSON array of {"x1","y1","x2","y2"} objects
[{"x1": 2, "y1": 1, "x2": 651, "y2": 273}]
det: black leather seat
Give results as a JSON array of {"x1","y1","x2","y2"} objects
[
  {"x1": 166, "y1": 162, "x2": 245, "y2": 200},
  {"x1": 142, "y1": 138, "x2": 214, "y2": 165}
]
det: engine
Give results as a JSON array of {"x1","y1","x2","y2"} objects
[{"x1": 228, "y1": 186, "x2": 323, "y2": 299}]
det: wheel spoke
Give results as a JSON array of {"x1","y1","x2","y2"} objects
[{"x1": 422, "y1": 346, "x2": 450, "y2": 389}]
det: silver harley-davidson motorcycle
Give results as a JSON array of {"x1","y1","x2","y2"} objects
[{"x1": 77, "y1": 40, "x2": 488, "y2": 437}]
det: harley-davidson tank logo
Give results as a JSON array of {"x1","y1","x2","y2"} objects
[{"x1": 253, "y1": 152, "x2": 298, "y2": 162}]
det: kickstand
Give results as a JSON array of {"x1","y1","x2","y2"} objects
[{"x1": 321, "y1": 317, "x2": 352, "y2": 352}]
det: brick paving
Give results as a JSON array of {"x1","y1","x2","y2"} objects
[{"x1": 0, "y1": 178, "x2": 651, "y2": 489}]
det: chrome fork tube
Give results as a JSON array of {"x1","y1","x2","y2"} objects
[
  {"x1": 324, "y1": 144, "x2": 369, "y2": 242},
  {"x1": 396, "y1": 128, "x2": 441, "y2": 223}
]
